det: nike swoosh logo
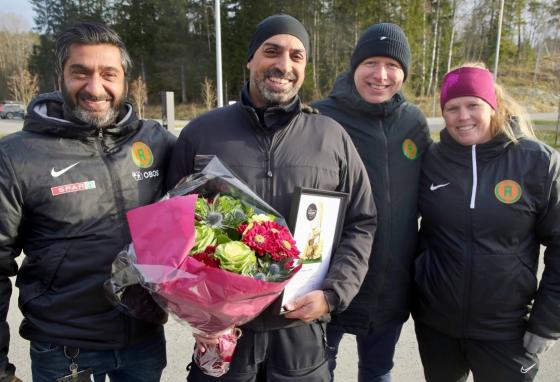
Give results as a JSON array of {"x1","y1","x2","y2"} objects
[
  {"x1": 51, "y1": 162, "x2": 80, "y2": 178},
  {"x1": 430, "y1": 182, "x2": 450, "y2": 191},
  {"x1": 520, "y1": 363, "x2": 537, "y2": 374}
]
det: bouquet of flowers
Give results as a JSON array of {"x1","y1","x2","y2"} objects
[
  {"x1": 107, "y1": 157, "x2": 300, "y2": 377},
  {"x1": 189, "y1": 193, "x2": 299, "y2": 281}
]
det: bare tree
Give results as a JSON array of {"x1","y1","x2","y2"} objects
[
  {"x1": 446, "y1": 0, "x2": 458, "y2": 73},
  {"x1": 426, "y1": 0, "x2": 441, "y2": 97},
  {"x1": 420, "y1": 3, "x2": 428, "y2": 96},
  {"x1": 7, "y1": 68, "x2": 38, "y2": 107},
  {"x1": 0, "y1": 12, "x2": 30, "y2": 33},
  {"x1": 311, "y1": 2, "x2": 320, "y2": 99},
  {"x1": 201, "y1": 77, "x2": 216, "y2": 110},
  {"x1": 0, "y1": 20, "x2": 38, "y2": 100},
  {"x1": 129, "y1": 76, "x2": 148, "y2": 119}
]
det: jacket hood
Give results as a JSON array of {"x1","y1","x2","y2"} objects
[
  {"x1": 23, "y1": 91, "x2": 138, "y2": 139},
  {"x1": 328, "y1": 70, "x2": 405, "y2": 117}
]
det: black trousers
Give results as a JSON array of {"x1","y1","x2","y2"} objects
[
  {"x1": 415, "y1": 321, "x2": 539, "y2": 382},
  {"x1": 187, "y1": 322, "x2": 330, "y2": 382}
]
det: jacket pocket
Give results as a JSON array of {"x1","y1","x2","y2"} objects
[
  {"x1": 469, "y1": 252, "x2": 537, "y2": 329},
  {"x1": 16, "y1": 243, "x2": 70, "y2": 308},
  {"x1": 412, "y1": 248, "x2": 464, "y2": 323},
  {"x1": 30, "y1": 341, "x2": 60, "y2": 354}
]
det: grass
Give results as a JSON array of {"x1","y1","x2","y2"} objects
[
  {"x1": 535, "y1": 129, "x2": 560, "y2": 148},
  {"x1": 533, "y1": 120, "x2": 559, "y2": 126},
  {"x1": 144, "y1": 103, "x2": 209, "y2": 121}
]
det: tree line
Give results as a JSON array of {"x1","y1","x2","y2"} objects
[{"x1": 1, "y1": 0, "x2": 559, "y2": 106}]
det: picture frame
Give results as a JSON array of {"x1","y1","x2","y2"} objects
[{"x1": 280, "y1": 187, "x2": 348, "y2": 313}]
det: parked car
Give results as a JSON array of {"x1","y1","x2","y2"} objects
[{"x1": 0, "y1": 103, "x2": 25, "y2": 119}]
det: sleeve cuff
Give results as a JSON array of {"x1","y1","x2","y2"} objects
[{"x1": 323, "y1": 289, "x2": 340, "y2": 313}]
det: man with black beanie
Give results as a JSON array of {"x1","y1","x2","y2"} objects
[
  {"x1": 167, "y1": 14, "x2": 376, "y2": 382},
  {"x1": 313, "y1": 23, "x2": 431, "y2": 382}
]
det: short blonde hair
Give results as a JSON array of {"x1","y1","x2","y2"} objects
[{"x1": 447, "y1": 62, "x2": 535, "y2": 142}]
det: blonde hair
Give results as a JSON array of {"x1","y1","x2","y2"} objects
[{"x1": 448, "y1": 62, "x2": 535, "y2": 142}]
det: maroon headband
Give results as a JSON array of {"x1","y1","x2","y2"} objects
[{"x1": 440, "y1": 67, "x2": 497, "y2": 110}]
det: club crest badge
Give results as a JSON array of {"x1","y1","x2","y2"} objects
[
  {"x1": 402, "y1": 139, "x2": 418, "y2": 160},
  {"x1": 495, "y1": 180, "x2": 522, "y2": 204},
  {"x1": 131, "y1": 141, "x2": 154, "y2": 168}
]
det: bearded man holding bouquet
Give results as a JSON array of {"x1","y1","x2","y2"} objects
[{"x1": 167, "y1": 14, "x2": 376, "y2": 382}]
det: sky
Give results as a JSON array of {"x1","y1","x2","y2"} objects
[{"x1": 0, "y1": 0, "x2": 35, "y2": 31}]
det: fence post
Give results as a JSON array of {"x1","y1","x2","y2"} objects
[{"x1": 161, "y1": 91, "x2": 175, "y2": 130}]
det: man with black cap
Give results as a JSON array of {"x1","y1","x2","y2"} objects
[
  {"x1": 167, "y1": 14, "x2": 376, "y2": 382},
  {"x1": 313, "y1": 23, "x2": 431, "y2": 382}
]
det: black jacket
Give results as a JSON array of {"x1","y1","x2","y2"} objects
[
  {"x1": 167, "y1": 86, "x2": 377, "y2": 331},
  {"x1": 313, "y1": 72, "x2": 431, "y2": 335},
  {"x1": 414, "y1": 129, "x2": 560, "y2": 341},
  {"x1": 0, "y1": 92, "x2": 175, "y2": 376}
]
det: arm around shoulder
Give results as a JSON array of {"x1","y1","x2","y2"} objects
[{"x1": 321, "y1": 130, "x2": 377, "y2": 313}]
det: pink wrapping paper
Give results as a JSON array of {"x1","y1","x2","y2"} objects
[
  {"x1": 127, "y1": 194, "x2": 197, "y2": 269},
  {"x1": 125, "y1": 192, "x2": 299, "y2": 376}
]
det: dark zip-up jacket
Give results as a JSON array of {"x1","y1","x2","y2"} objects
[
  {"x1": 413, "y1": 128, "x2": 560, "y2": 341},
  {"x1": 313, "y1": 71, "x2": 431, "y2": 335},
  {"x1": 167, "y1": 86, "x2": 376, "y2": 331},
  {"x1": 0, "y1": 92, "x2": 175, "y2": 377}
]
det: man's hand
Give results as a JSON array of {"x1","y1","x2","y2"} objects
[
  {"x1": 193, "y1": 332, "x2": 220, "y2": 354},
  {"x1": 283, "y1": 290, "x2": 329, "y2": 322},
  {"x1": 523, "y1": 331, "x2": 556, "y2": 354}
]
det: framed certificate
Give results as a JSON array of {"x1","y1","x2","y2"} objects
[{"x1": 280, "y1": 187, "x2": 348, "y2": 312}]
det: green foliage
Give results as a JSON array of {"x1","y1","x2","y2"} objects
[
  {"x1": 18, "y1": 0, "x2": 560, "y2": 107},
  {"x1": 29, "y1": 0, "x2": 109, "y2": 90}
]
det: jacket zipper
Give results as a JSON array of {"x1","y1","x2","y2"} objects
[
  {"x1": 463, "y1": 145, "x2": 477, "y2": 336},
  {"x1": 265, "y1": 141, "x2": 273, "y2": 200},
  {"x1": 266, "y1": 116, "x2": 296, "y2": 201},
  {"x1": 247, "y1": 110, "x2": 274, "y2": 202},
  {"x1": 370, "y1": 118, "x2": 392, "y2": 326},
  {"x1": 96, "y1": 127, "x2": 130, "y2": 342},
  {"x1": 469, "y1": 145, "x2": 478, "y2": 209},
  {"x1": 96, "y1": 128, "x2": 126, "y2": 236}
]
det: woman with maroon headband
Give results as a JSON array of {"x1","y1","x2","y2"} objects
[{"x1": 412, "y1": 63, "x2": 560, "y2": 382}]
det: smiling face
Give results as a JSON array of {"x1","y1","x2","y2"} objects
[
  {"x1": 353, "y1": 56, "x2": 404, "y2": 104},
  {"x1": 443, "y1": 96, "x2": 494, "y2": 146},
  {"x1": 246, "y1": 34, "x2": 306, "y2": 108},
  {"x1": 61, "y1": 43, "x2": 126, "y2": 127}
]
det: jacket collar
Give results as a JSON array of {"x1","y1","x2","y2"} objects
[
  {"x1": 328, "y1": 70, "x2": 405, "y2": 117},
  {"x1": 240, "y1": 83, "x2": 301, "y2": 133},
  {"x1": 23, "y1": 91, "x2": 139, "y2": 140},
  {"x1": 438, "y1": 128, "x2": 515, "y2": 166}
]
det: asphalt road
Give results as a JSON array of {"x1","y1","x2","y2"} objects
[
  {"x1": 0, "y1": 118, "x2": 24, "y2": 135},
  {"x1": 5, "y1": 267, "x2": 559, "y2": 382},
  {"x1": 1, "y1": 117, "x2": 559, "y2": 381},
  {"x1": 0, "y1": 112, "x2": 558, "y2": 135}
]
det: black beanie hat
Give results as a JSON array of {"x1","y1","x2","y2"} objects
[
  {"x1": 247, "y1": 14, "x2": 310, "y2": 62},
  {"x1": 350, "y1": 23, "x2": 411, "y2": 80}
]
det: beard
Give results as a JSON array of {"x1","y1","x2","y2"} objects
[
  {"x1": 61, "y1": 83, "x2": 123, "y2": 128},
  {"x1": 254, "y1": 68, "x2": 300, "y2": 106}
]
